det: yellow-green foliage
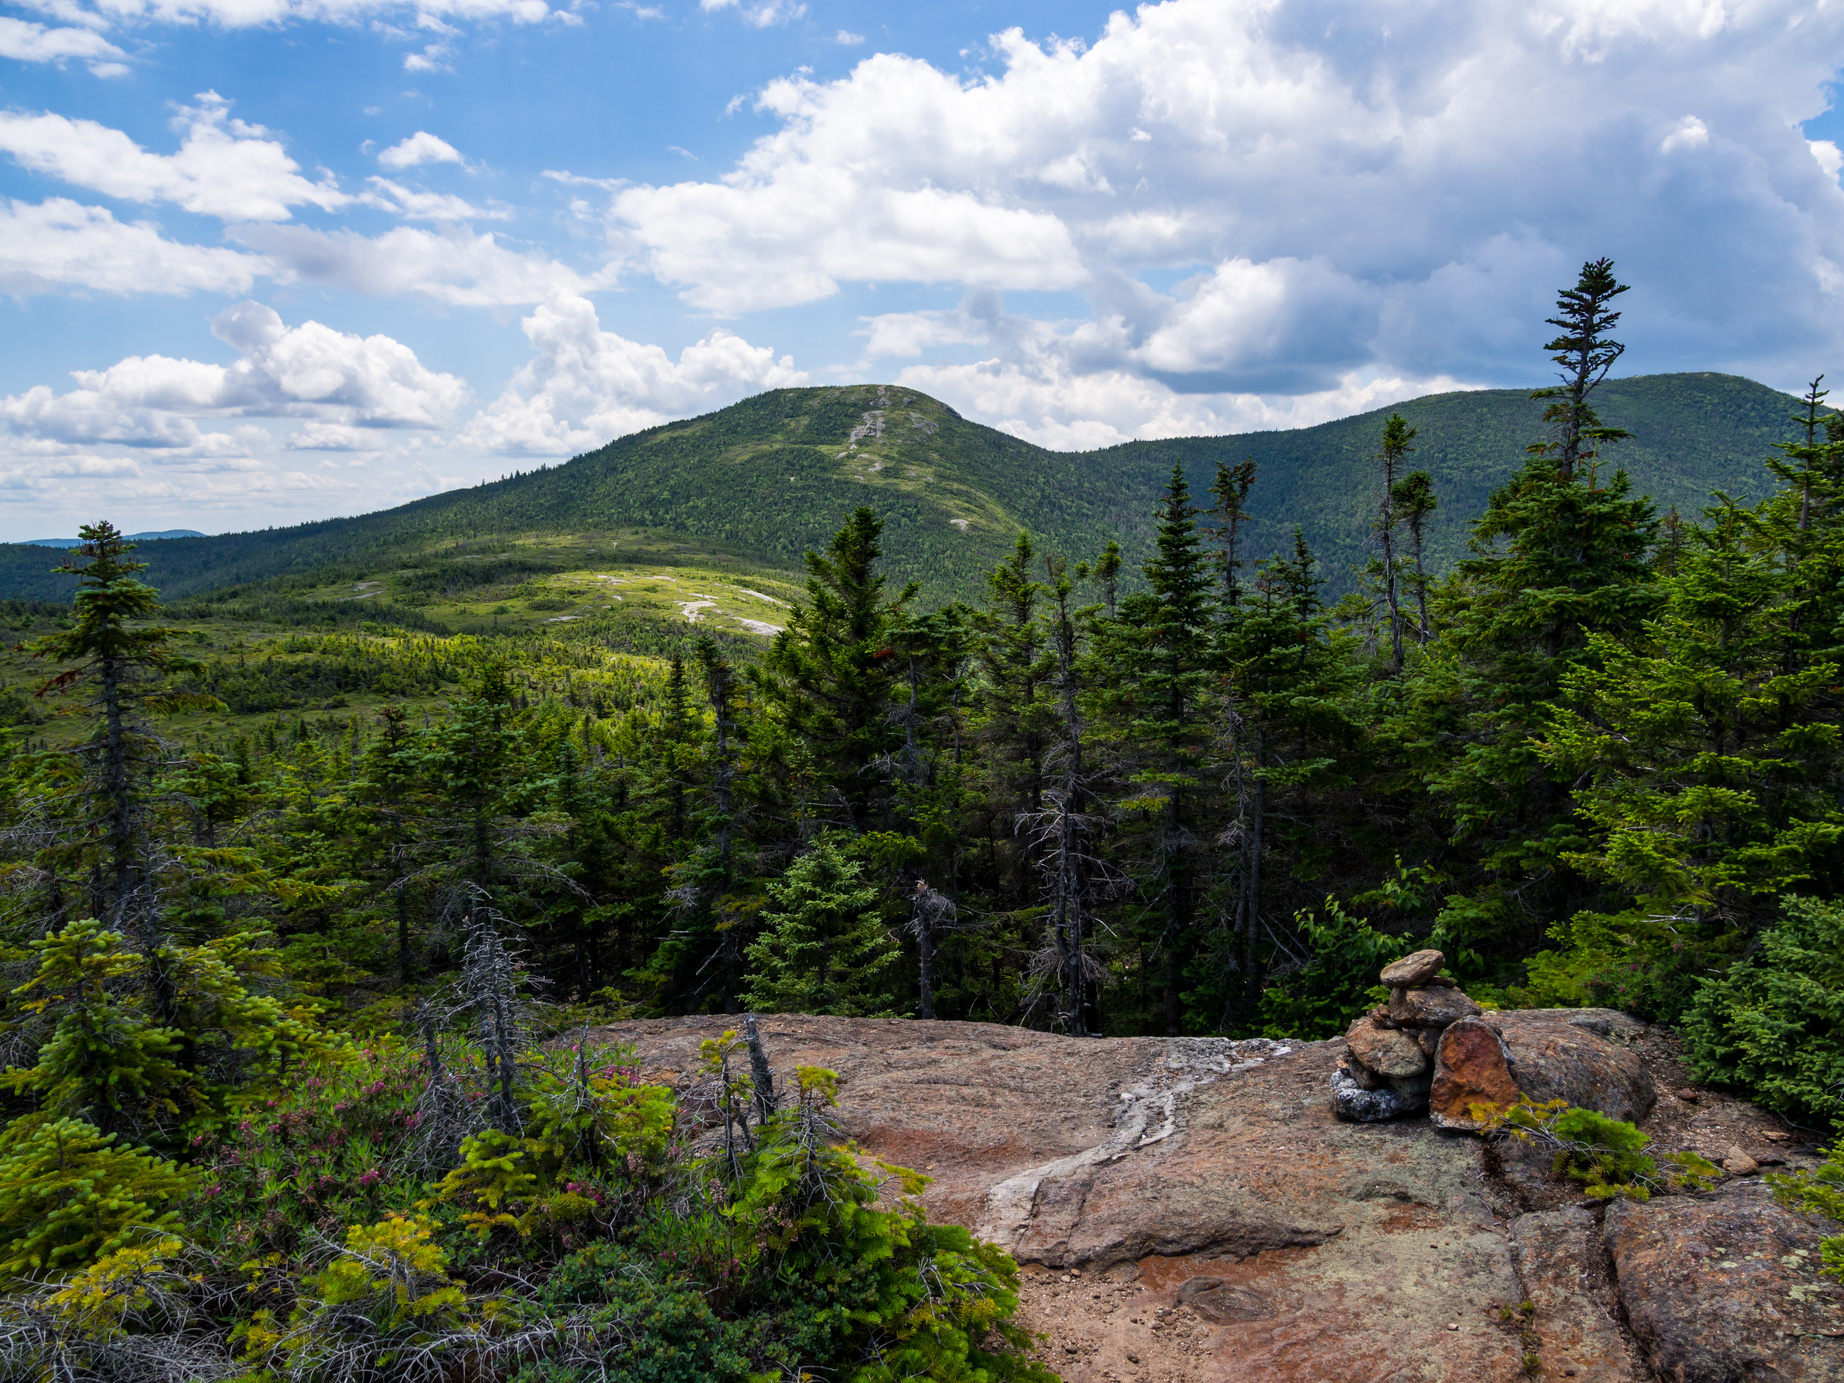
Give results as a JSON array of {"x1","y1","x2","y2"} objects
[
  {"x1": 434, "y1": 1130, "x2": 543, "y2": 1241},
  {"x1": 0, "y1": 1114, "x2": 193, "y2": 1278},
  {"x1": 523, "y1": 1046, "x2": 675, "y2": 1171},
  {"x1": 722, "y1": 1067, "x2": 1059, "y2": 1383},
  {"x1": 1483, "y1": 1099, "x2": 1721, "y2": 1201},
  {"x1": 235, "y1": 1214, "x2": 488, "y2": 1372},
  {"x1": 42, "y1": 1234, "x2": 187, "y2": 1337}
]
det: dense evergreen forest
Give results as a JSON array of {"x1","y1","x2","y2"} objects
[{"x1": 0, "y1": 259, "x2": 1840, "y2": 1378}]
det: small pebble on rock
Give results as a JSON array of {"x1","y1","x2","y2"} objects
[{"x1": 1722, "y1": 1146, "x2": 1759, "y2": 1175}]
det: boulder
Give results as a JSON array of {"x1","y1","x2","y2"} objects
[
  {"x1": 1430, "y1": 1011, "x2": 1657, "y2": 1132},
  {"x1": 1389, "y1": 985, "x2": 1484, "y2": 1028},
  {"x1": 1430, "y1": 1017, "x2": 1521, "y2": 1130},
  {"x1": 1330, "y1": 1060, "x2": 1426, "y2": 1121},
  {"x1": 1505, "y1": 1209, "x2": 1635, "y2": 1383},
  {"x1": 1345, "y1": 1015, "x2": 1430, "y2": 1078},
  {"x1": 1380, "y1": 948, "x2": 1446, "y2": 987},
  {"x1": 1604, "y1": 1179, "x2": 1844, "y2": 1383},
  {"x1": 1494, "y1": 1011, "x2": 1655, "y2": 1125}
]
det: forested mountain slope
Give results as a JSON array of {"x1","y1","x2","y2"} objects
[{"x1": 0, "y1": 371, "x2": 1803, "y2": 606}]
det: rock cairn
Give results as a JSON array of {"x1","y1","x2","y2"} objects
[{"x1": 1331, "y1": 948, "x2": 1483, "y2": 1122}]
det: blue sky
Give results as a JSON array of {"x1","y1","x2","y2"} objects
[{"x1": 1, "y1": 0, "x2": 1843, "y2": 539}]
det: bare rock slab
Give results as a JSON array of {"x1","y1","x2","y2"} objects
[
  {"x1": 1604, "y1": 1179, "x2": 1844, "y2": 1383},
  {"x1": 1506, "y1": 1208, "x2": 1639, "y2": 1382},
  {"x1": 608, "y1": 1015, "x2": 1535, "y2": 1381}
]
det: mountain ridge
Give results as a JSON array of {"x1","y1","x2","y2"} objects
[{"x1": 0, "y1": 371, "x2": 1807, "y2": 608}]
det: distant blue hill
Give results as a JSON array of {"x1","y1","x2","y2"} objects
[{"x1": 21, "y1": 530, "x2": 205, "y2": 548}]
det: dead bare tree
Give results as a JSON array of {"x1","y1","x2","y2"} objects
[{"x1": 1017, "y1": 558, "x2": 1115, "y2": 1035}]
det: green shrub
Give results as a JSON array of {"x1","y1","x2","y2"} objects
[
  {"x1": 0, "y1": 1115, "x2": 194, "y2": 1277},
  {"x1": 520, "y1": 1243, "x2": 763, "y2": 1383},
  {"x1": 1583, "y1": 944, "x2": 1703, "y2": 1024},
  {"x1": 1681, "y1": 896, "x2": 1844, "y2": 1129},
  {"x1": 1484, "y1": 1100, "x2": 1721, "y2": 1202},
  {"x1": 1257, "y1": 898, "x2": 1413, "y2": 1039}
]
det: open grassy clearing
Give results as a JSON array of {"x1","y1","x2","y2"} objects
[{"x1": 0, "y1": 527, "x2": 803, "y2": 753}]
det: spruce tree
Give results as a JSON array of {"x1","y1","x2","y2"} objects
[
  {"x1": 17, "y1": 523, "x2": 216, "y2": 1013},
  {"x1": 1099, "y1": 465, "x2": 1216, "y2": 1033},
  {"x1": 757, "y1": 508, "x2": 913, "y2": 832},
  {"x1": 1390, "y1": 471, "x2": 1439, "y2": 645},
  {"x1": 1217, "y1": 532, "x2": 1360, "y2": 1026},
  {"x1": 1531, "y1": 256, "x2": 1631, "y2": 482},
  {"x1": 742, "y1": 836, "x2": 898, "y2": 1017},
  {"x1": 1375, "y1": 414, "x2": 1416, "y2": 672},
  {"x1": 1420, "y1": 260, "x2": 1659, "y2": 962},
  {"x1": 1541, "y1": 499, "x2": 1843, "y2": 966},
  {"x1": 972, "y1": 535, "x2": 1054, "y2": 908}
]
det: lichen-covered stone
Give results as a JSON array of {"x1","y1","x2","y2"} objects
[
  {"x1": 1330, "y1": 1060, "x2": 1427, "y2": 1121},
  {"x1": 1605, "y1": 1180, "x2": 1844, "y2": 1383},
  {"x1": 1380, "y1": 948, "x2": 1445, "y2": 988},
  {"x1": 1388, "y1": 985, "x2": 1484, "y2": 1029},
  {"x1": 1345, "y1": 1014, "x2": 1430, "y2": 1078},
  {"x1": 1494, "y1": 1010, "x2": 1656, "y2": 1125},
  {"x1": 1429, "y1": 1017, "x2": 1521, "y2": 1130}
]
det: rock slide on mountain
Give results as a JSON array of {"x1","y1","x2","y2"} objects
[{"x1": 597, "y1": 998, "x2": 1841, "y2": 1383}]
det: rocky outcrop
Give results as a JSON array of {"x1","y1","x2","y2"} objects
[
  {"x1": 1335, "y1": 952, "x2": 1656, "y2": 1130},
  {"x1": 597, "y1": 1012, "x2": 1840, "y2": 1383},
  {"x1": 1507, "y1": 1208, "x2": 1637, "y2": 1382},
  {"x1": 1605, "y1": 1179, "x2": 1844, "y2": 1383}
]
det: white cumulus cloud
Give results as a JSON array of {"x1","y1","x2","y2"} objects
[
  {"x1": 0, "y1": 302, "x2": 466, "y2": 462},
  {"x1": 0, "y1": 15, "x2": 128, "y2": 74},
  {"x1": 233, "y1": 223, "x2": 591, "y2": 305},
  {"x1": 377, "y1": 131, "x2": 464, "y2": 170},
  {"x1": 0, "y1": 94, "x2": 348, "y2": 222},
  {"x1": 604, "y1": 0, "x2": 1844, "y2": 398},
  {"x1": 461, "y1": 291, "x2": 807, "y2": 454},
  {"x1": 0, "y1": 197, "x2": 269, "y2": 296}
]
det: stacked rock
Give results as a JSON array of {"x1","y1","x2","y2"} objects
[{"x1": 1331, "y1": 948, "x2": 1482, "y2": 1122}]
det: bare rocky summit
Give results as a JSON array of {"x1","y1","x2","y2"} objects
[{"x1": 597, "y1": 1006, "x2": 1842, "y2": 1383}]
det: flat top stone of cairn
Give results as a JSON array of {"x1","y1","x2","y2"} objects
[{"x1": 1380, "y1": 949, "x2": 1444, "y2": 988}]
